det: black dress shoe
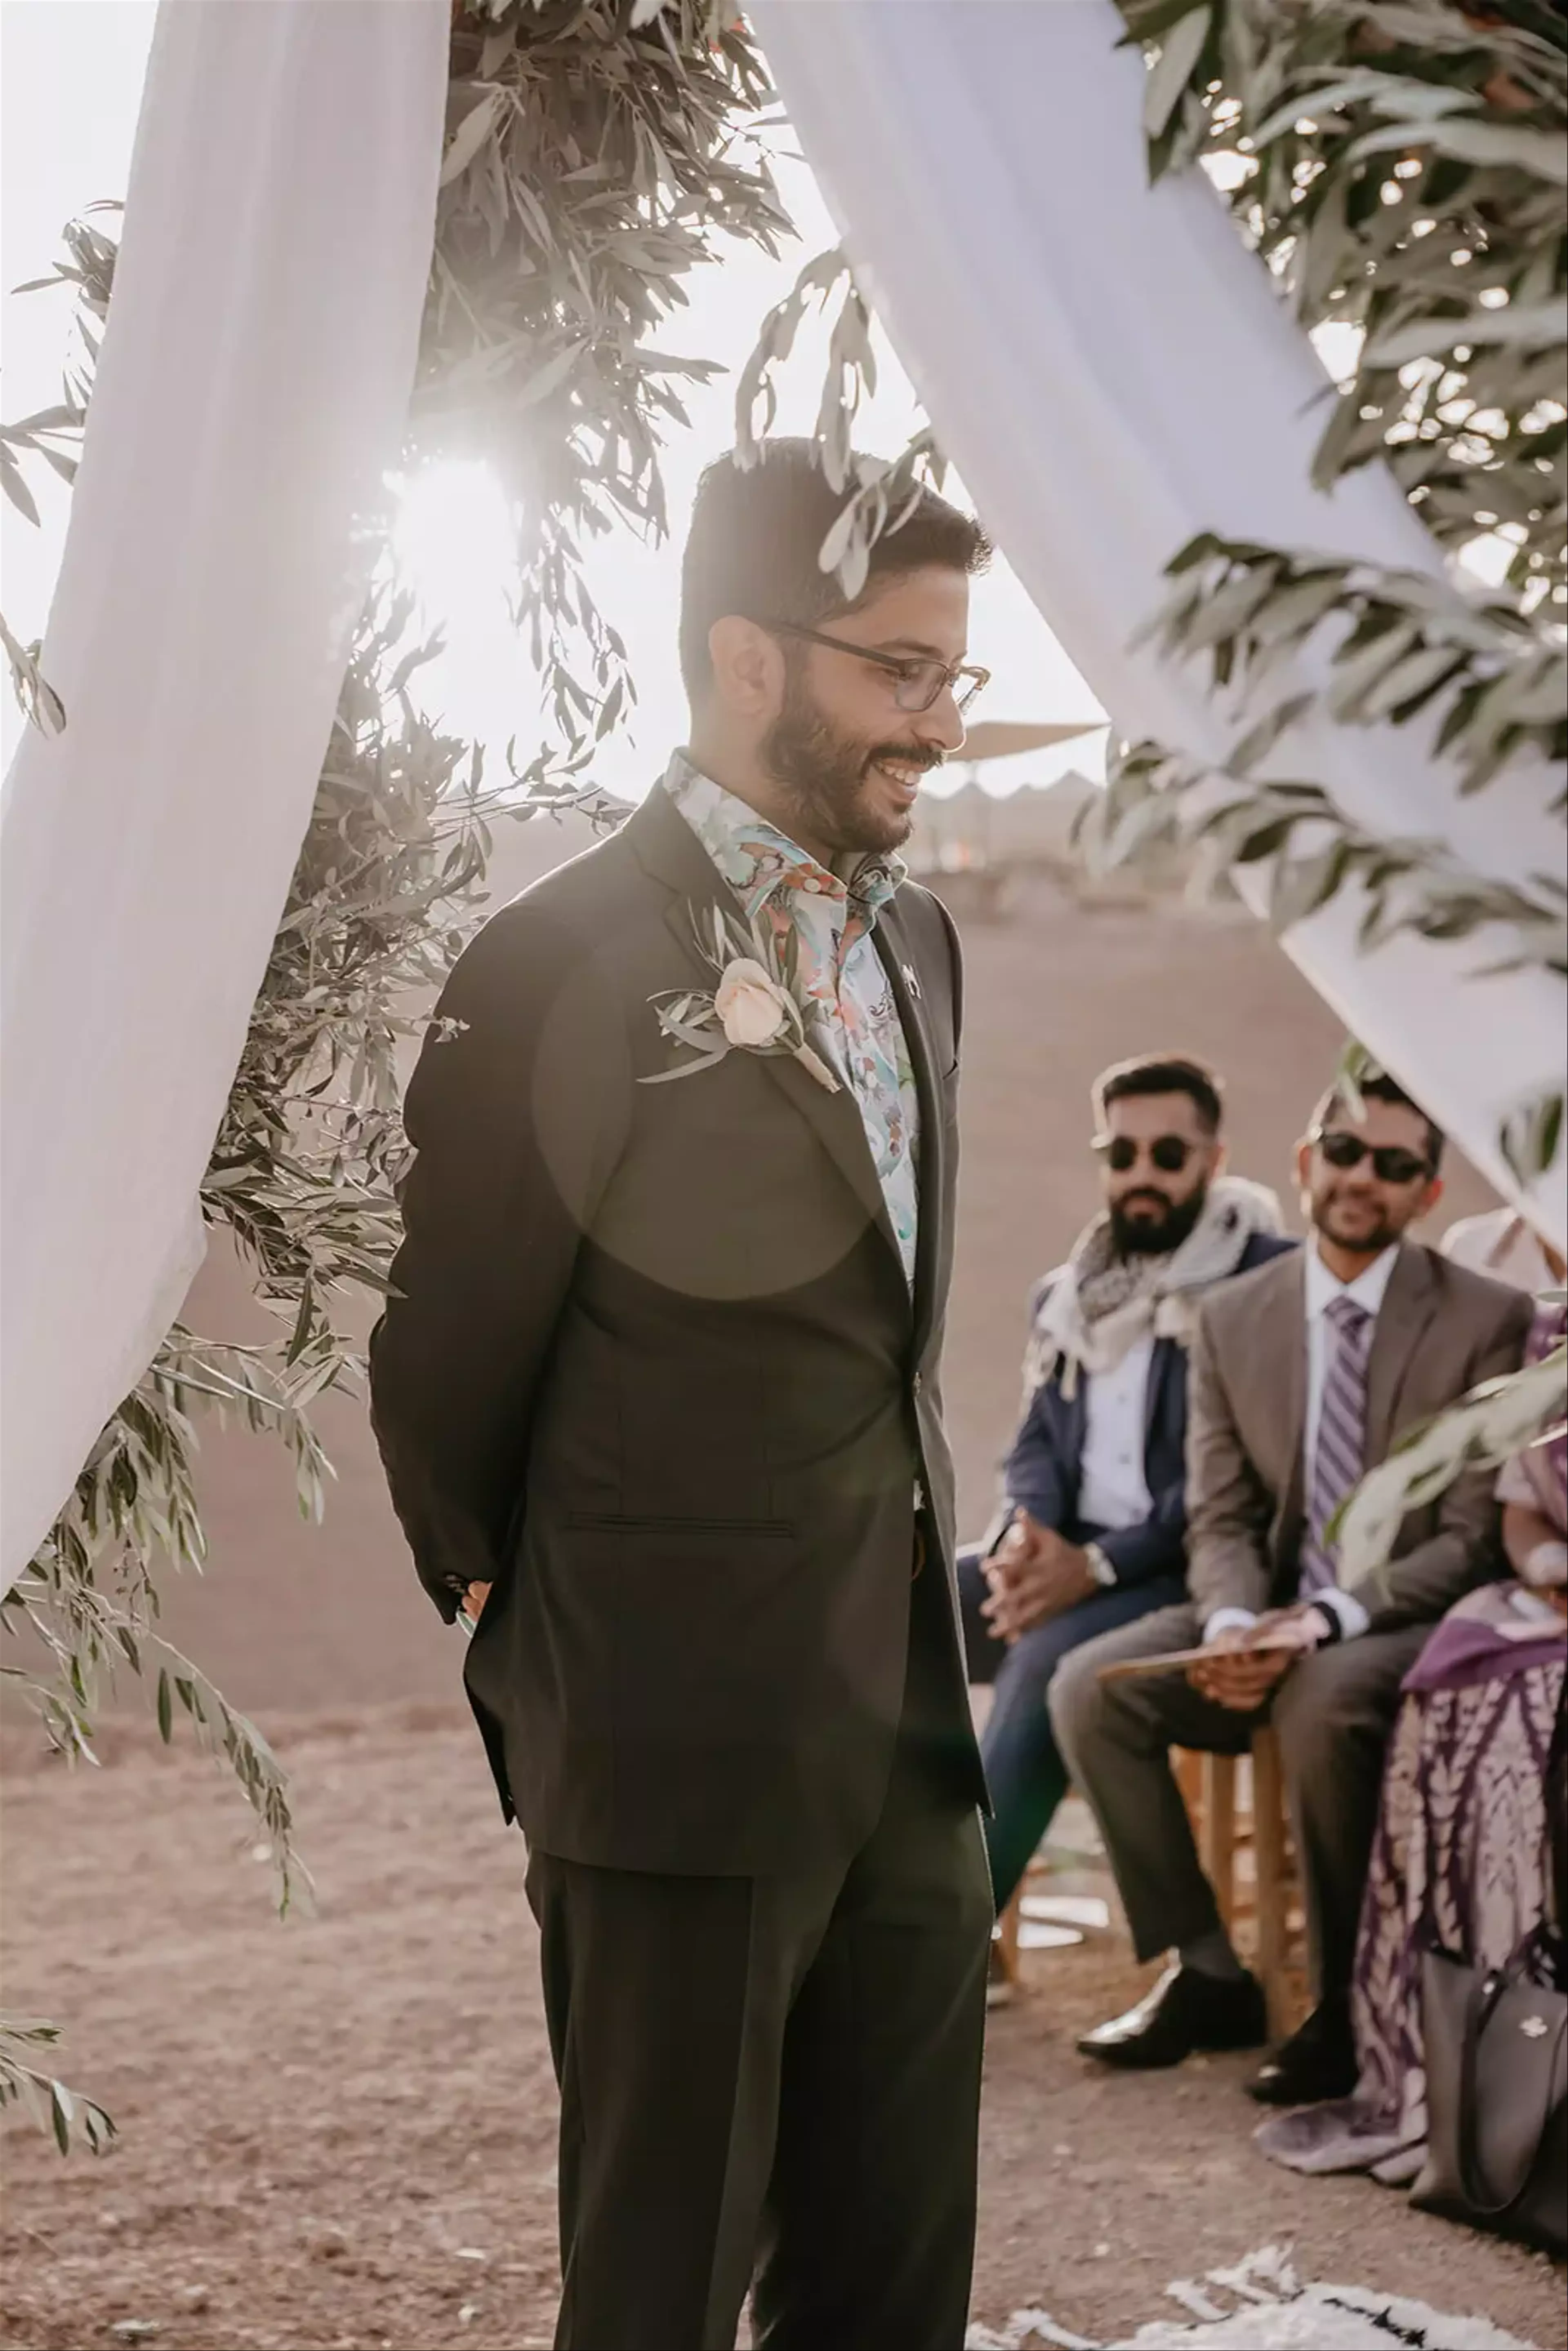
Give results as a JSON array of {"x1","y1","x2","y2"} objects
[
  {"x1": 1078, "y1": 1962, "x2": 1268, "y2": 2070},
  {"x1": 1247, "y1": 1999, "x2": 1358, "y2": 2106}
]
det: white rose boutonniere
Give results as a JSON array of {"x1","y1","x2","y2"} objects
[
  {"x1": 714, "y1": 958, "x2": 792, "y2": 1049},
  {"x1": 642, "y1": 906, "x2": 840, "y2": 1094}
]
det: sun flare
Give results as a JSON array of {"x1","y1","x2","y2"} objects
[{"x1": 390, "y1": 459, "x2": 529, "y2": 745}]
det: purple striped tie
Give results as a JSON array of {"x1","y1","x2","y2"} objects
[{"x1": 1301, "y1": 1295, "x2": 1374, "y2": 1595}]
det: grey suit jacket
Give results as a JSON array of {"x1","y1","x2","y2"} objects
[{"x1": 1185, "y1": 1240, "x2": 1533, "y2": 1632}]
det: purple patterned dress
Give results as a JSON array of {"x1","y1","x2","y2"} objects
[{"x1": 1258, "y1": 1301, "x2": 1566, "y2": 2182}]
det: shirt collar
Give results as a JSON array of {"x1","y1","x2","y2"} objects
[
  {"x1": 659, "y1": 750, "x2": 905, "y2": 926},
  {"x1": 1305, "y1": 1238, "x2": 1401, "y2": 1323}
]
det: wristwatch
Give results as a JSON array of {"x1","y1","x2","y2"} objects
[{"x1": 1084, "y1": 1542, "x2": 1118, "y2": 1589}]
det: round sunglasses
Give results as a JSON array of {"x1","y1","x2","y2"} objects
[
  {"x1": 760, "y1": 619, "x2": 990, "y2": 714},
  {"x1": 1310, "y1": 1126, "x2": 1432, "y2": 1186},
  {"x1": 1092, "y1": 1133, "x2": 1195, "y2": 1175}
]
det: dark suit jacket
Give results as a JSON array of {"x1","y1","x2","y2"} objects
[
  {"x1": 1186, "y1": 1239, "x2": 1533, "y2": 1630},
  {"x1": 1000, "y1": 1231, "x2": 1294, "y2": 1584},
  {"x1": 370, "y1": 784, "x2": 982, "y2": 1875}
]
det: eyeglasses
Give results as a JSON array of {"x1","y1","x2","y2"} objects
[
  {"x1": 761, "y1": 620, "x2": 990, "y2": 714},
  {"x1": 1311, "y1": 1127, "x2": 1432, "y2": 1186},
  {"x1": 1093, "y1": 1134, "x2": 1194, "y2": 1176}
]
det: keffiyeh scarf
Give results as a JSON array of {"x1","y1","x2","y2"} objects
[{"x1": 1025, "y1": 1176, "x2": 1284, "y2": 1400}]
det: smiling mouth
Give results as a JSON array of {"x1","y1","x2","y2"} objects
[{"x1": 867, "y1": 756, "x2": 936, "y2": 797}]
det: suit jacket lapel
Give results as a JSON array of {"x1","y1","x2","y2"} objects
[
  {"x1": 1365, "y1": 1243, "x2": 1438, "y2": 1462},
  {"x1": 876, "y1": 899, "x2": 943, "y2": 1348},
  {"x1": 626, "y1": 788, "x2": 906, "y2": 1282}
]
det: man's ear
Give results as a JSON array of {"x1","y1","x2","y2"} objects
[{"x1": 707, "y1": 616, "x2": 784, "y2": 717}]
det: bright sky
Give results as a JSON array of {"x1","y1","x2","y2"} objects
[{"x1": 0, "y1": 0, "x2": 1105, "y2": 793}]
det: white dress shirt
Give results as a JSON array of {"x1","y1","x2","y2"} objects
[
  {"x1": 1204, "y1": 1241, "x2": 1400, "y2": 1646},
  {"x1": 1078, "y1": 1334, "x2": 1156, "y2": 1532}
]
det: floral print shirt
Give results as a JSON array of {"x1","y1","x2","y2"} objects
[{"x1": 662, "y1": 752, "x2": 921, "y2": 1287}]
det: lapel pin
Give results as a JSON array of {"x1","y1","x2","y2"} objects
[{"x1": 901, "y1": 963, "x2": 922, "y2": 1000}]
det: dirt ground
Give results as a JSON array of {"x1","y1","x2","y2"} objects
[
  {"x1": 2, "y1": 874, "x2": 1539, "y2": 2349},
  {"x1": 3, "y1": 1709, "x2": 1562, "y2": 2351}
]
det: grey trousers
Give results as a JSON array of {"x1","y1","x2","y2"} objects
[{"x1": 1049, "y1": 1602, "x2": 1430, "y2": 2003}]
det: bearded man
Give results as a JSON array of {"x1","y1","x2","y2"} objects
[
  {"x1": 958, "y1": 1055, "x2": 1290, "y2": 1995},
  {"x1": 370, "y1": 441, "x2": 994, "y2": 2350}
]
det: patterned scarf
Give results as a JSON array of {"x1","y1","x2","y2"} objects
[{"x1": 1025, "y1": 1176, "x2": 1284, "y2": 1400}]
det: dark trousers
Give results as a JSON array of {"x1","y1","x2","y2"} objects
[
  {"x1": 958, "y1": 1545, "x2": 1186, "y2": 1910},
  {"x1": 526, "y1": 1561, "x2": 993, "y2": 2351},
  {"x1": 1049, "y1": 1601, "x2": 1430, "y2": 2001}
]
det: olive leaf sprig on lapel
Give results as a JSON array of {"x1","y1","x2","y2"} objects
[{"x1": 641, "y1": 903, "x2": 841, "y2": 1095}]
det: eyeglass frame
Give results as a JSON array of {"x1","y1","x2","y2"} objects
[
  {"x1": 1308, "y1": 1124, "x2": 1433, "y2": 1186},
  {"x1": 1092, "y1": 1132, "x2": 1197, "y2": 1176},
  {"x1": 757, "y1": 619, "x2": 991, "y2": 714}
]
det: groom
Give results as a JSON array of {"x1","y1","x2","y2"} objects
[{"x1": 371, "y1": 440, "x2": 995, "y2": 2350}]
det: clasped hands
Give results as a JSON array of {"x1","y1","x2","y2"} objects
[
  {"x1": 1187, "y1": 1607, "x2": 1327, "y2": 1711},
  {"x1": 980, "y1": 1512, "x2": 1098, "y2": 1643}
]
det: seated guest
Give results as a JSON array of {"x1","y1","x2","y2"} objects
[
  {"x1": 1051, "y1": 1070, "x2": 1533, "y2": 2100},
  {"x1": 1258, "y1": 1282, "x2": 1566, "y2": 2182},
  {"x1": 958, "y1": 1054, "x2": 1290, "y2": 1960}
]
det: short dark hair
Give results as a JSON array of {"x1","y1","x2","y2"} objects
[
  {"x1": 1094, "y1": 1054, "x2": 1225, "y2": 1135},
  {"x1": 679, "y1": 438, "x2": 991, "y2": 703},
  {"x1": 1312, "y1": 1070, "x2": 1446, "y2": 1172}
]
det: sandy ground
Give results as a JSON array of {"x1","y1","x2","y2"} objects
[{"x1": 3, "y1": 1710, "x2": 1562, "y2": 2351}]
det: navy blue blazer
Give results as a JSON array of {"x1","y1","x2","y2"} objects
[{"x1": 998, "y1": 1231, "x2": 1296, "y2": 1586}]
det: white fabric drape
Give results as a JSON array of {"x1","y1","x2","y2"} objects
[
  {"x1": 752, "y1": 0, "x2": 1566, "y2": 1248},
  {"x1": 0, "y1": 0, "x2": 449, "y2": 1587}
]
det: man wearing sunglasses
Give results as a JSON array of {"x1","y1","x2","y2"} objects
[
  {"x1": 1053, "y1": 1069, "x2": 1532, "y2": 2104},
  {"x1": 959, "y1": 1055, "x2": 1290, "y2": 1994}
]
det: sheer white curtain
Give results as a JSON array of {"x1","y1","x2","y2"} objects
[
  {"x1": 0, "y1": 0, "x2": 449, "y2": 1587},
  {"x1": 753, "y1": 0, "x2": 1566, "y2": 1246}
]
